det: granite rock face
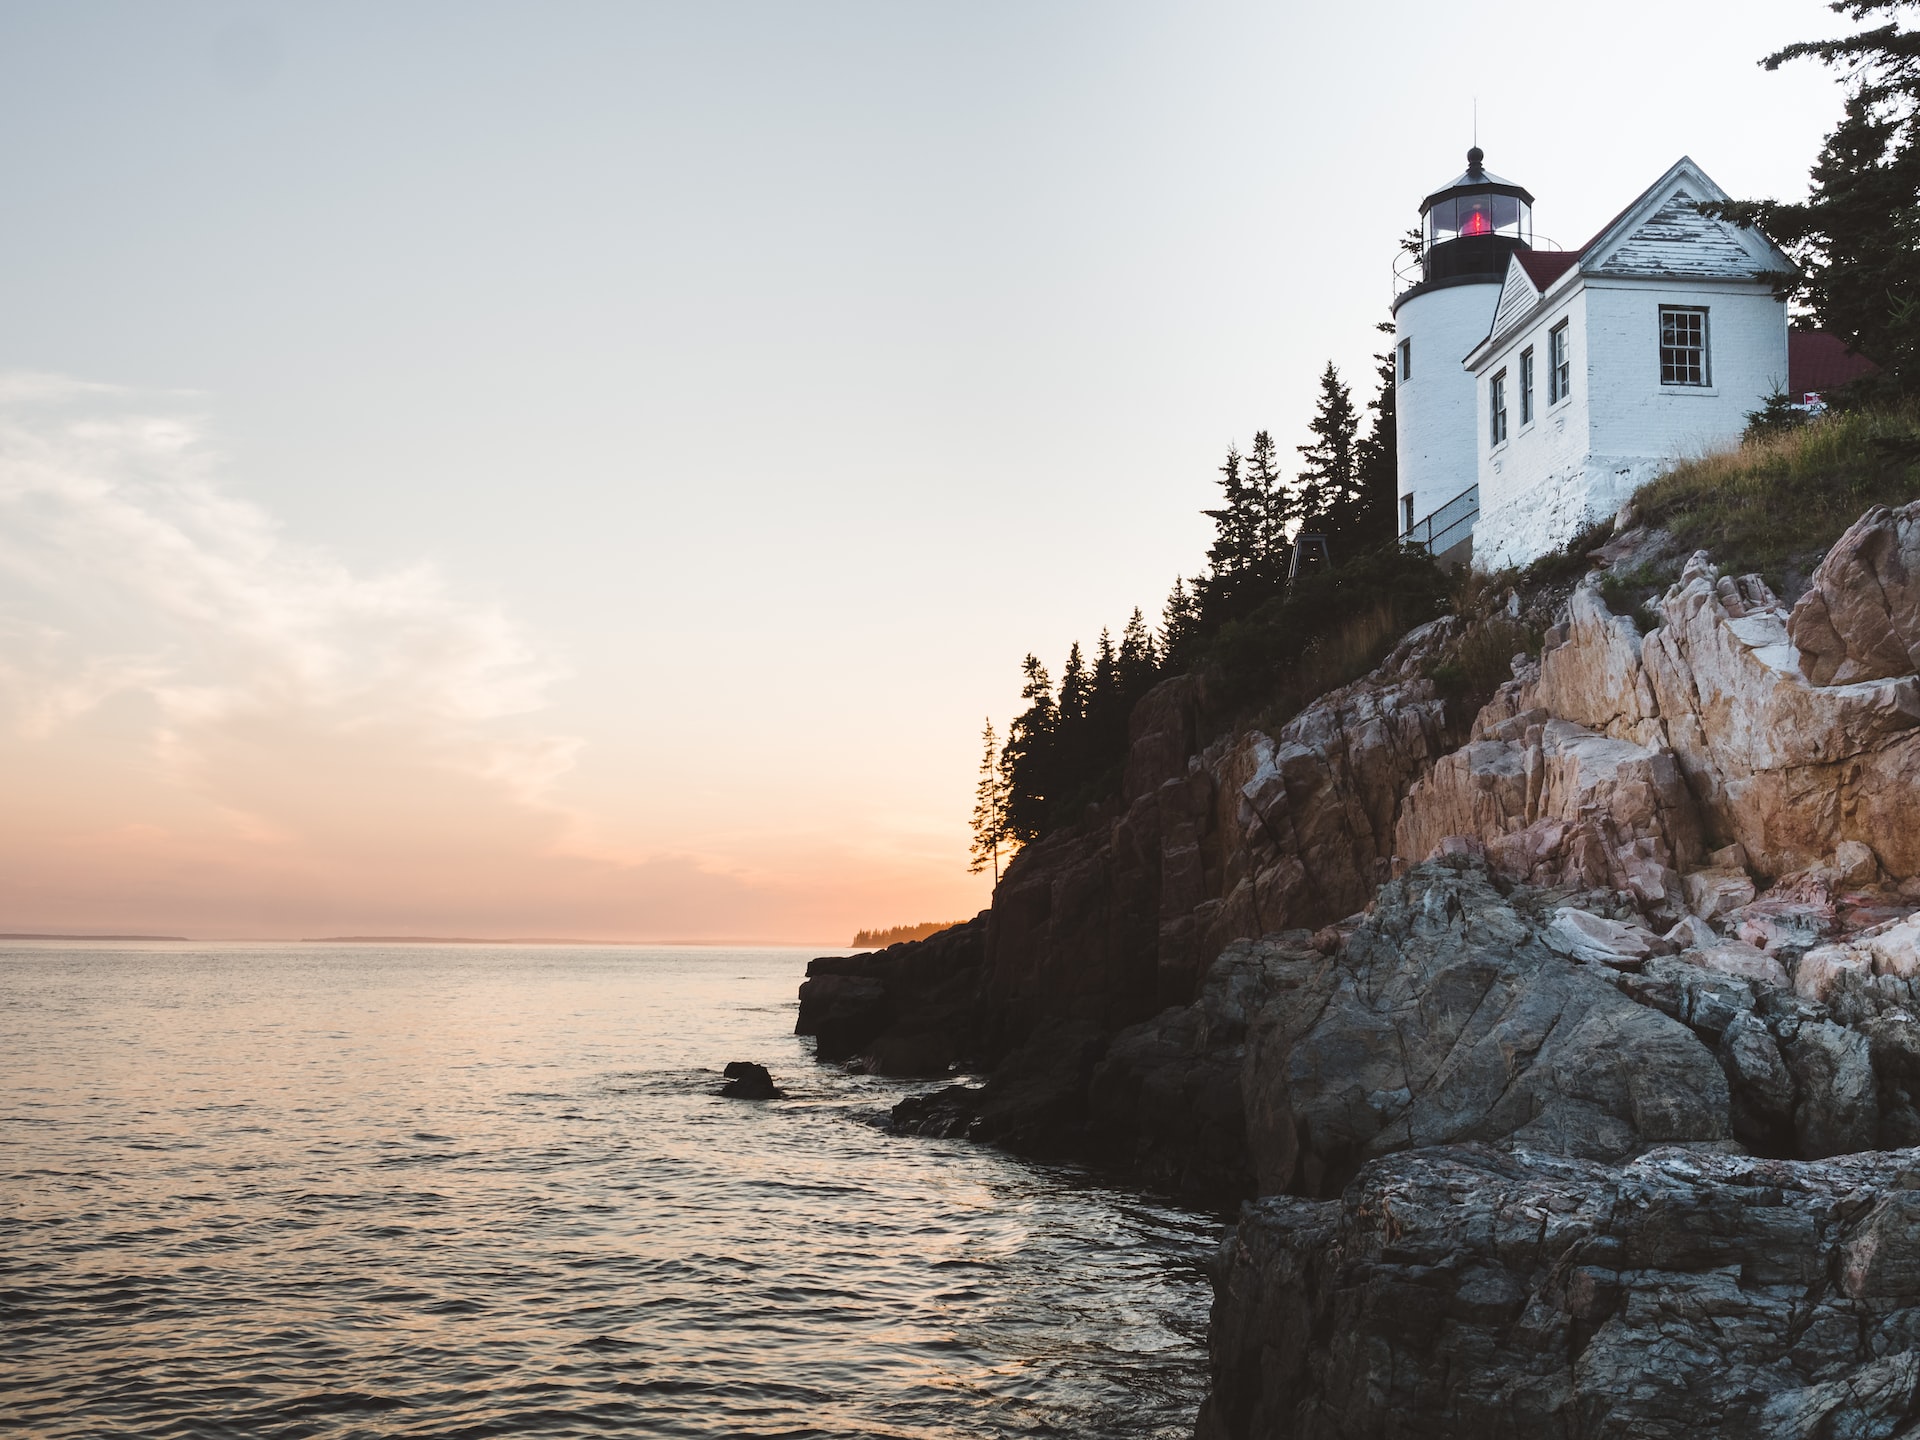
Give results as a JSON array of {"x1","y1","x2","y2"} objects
[
  {"x1": 1199, "y1": 1143, "x2": 1920, "y2": 1440},
  {"x1": 979, "y1": 622, "x2": 1462, "y2": 1062},
  {"x1": 1241, "y1": 859, "x2": 1730, "y2": 1198},
  {"x1": 795, "y1": 913, "x2": 988, "y2": 1074},
  {"x1": 1789, "y1": 500, "x2": 1920, "y2": 685}
]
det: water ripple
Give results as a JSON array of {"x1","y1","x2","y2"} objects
[{"x1": 0, "y1": 943, "x2": 1217, "y2": 1437}]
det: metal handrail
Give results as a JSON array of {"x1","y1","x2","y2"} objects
[{"x1": 1400, "y1": 482, "x2": 1479, "y2": 556}]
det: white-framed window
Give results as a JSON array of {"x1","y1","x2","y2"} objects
[
  {"x1": 1549, "y1": 321, "x2": 1571, "y2": 403},
  {"x1": 1398, "y1": 338, "x2": 1411, "y2": 381},
  {"x1": 1402, "y1": 493, "x2": 1415, "y2": 535},
  {"x1": 1490, "y1": 369, "x2": 1508, "y2": 447},
  {"x1": 1660, "y1": 306, "x2": 1710, "y2": 386},
  {"x1": 1519, "y1": 347, "x2": 1535, "y2": 425}
]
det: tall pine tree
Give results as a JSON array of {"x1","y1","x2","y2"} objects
[
  {"x1": 997, "y1": 655, "x2": 1056, "y2": 843},
  {"x1": 1706, "y1": 1, "x2": 1920, "y2": 395},
  {"x1": 1294, "y1": 363, "x2": 1363, "y2": 556},
  {"x1": 1354, "y1": 320, "x2": 1401, "y2": 547}
]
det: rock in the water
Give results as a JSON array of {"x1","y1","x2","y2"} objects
[
  {"x1": 719, "y1": 1060, "x2": 783, "y2": 1099},
  {"x1": 1198, "y1": 1143, "x2": 1920, "y2": 1440}
]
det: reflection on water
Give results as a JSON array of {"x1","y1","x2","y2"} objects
[{"x1": 0, "y1": 943, "x2": 1217, "y2": 1438}]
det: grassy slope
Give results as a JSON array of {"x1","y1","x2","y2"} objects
[{"x1": 1634, "y1": 405, "x2": 1920, "y2": 588}]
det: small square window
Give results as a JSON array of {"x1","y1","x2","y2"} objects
[
  {"x1": 1660, "y1": 306, "x2": 1710, "y2": 386},
  {"x1": 1490, "y1": 369, "x2": 1508, "y2": 447},
  {"x1": 1549, "y1": 322, "x2": 1571, "y2": 404},
  {"x1": 1519, "y1": 347, "x2": 1535, "y2": 425},
  {"x1": 1398, "y1": 339, "x2": 1412, "y2": 381}
]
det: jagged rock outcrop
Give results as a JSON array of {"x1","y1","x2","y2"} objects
[
  {"x1": 1086, "y1": 931, "x2": 1328, "y2": 1198},
  {"x1": 1199, "y1": 1143, "x2": 1920, "y2": 1440},
  {"x1": 977, "y1": 626, "x2": 1464, "y2": 1065},
  {"x1": 1789, "y1": 500, "x2": 1920, "y2": 684},
  {"x1": 1395, "y1": 712, "x2": 1702, "y2": 917},
  {"x1": 795, "y1": 912, "x2": 987, "y2": 1074},
  {"x1": 1241, "y1": 859, "x2": 1730, "y2": 1197},
  {"x1": 805, "y1": 621, "x2": 1467, "y2": 1095},
  {"x1": 1518, "y1": 556, "x2": 1920, "y2": 882}
]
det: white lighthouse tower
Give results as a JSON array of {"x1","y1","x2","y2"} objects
[{"x1": 1393, "y1": 148, "x2": 1535, "y2": 565}]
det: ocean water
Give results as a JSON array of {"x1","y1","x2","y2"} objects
[{"x1": 0, "y1": 943, "x2": 1219, "y2": 1438}]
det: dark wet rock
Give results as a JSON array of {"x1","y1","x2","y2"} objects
[
  {"x1": 796, "y1": 913, "x2": 988, "y2": 1072},
  {"x1": 1198, "y1": 1143, "x2": 1920, "y2": 1440},
  {"x1": 1086, "y1": 932, "x2": 1323, "y2": 1200},
  {"x1": 1241, "y1": 857, "x2": 1731, "y2": 1197},
  {"x1": 719, "y1": 1061, "x2": 783, "y2": 1099},
  {"x1": 1784, "y1": 1020, "x2": 1879, "y2": 1158},
  {"x1": 889, "y1": 1019, "x2": 1109, "y2": 1153}
]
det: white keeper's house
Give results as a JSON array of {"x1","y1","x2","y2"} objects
[{"x1": 1391, "y1": 148, "x2": 1868, "y2": 572}]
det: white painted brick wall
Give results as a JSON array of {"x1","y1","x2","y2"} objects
[
  {"x1": 1394, "y1": 279, "x2": 1503, "y2": 532},
  {"x1": 1472, "y1": 276, "x2": 1786, "y2": 569}
]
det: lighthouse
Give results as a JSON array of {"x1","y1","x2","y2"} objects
[{"x1": 1392, "y1": 148, "x2": 1534, "y2": 565}]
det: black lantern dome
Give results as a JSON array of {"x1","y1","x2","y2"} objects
[{"x1": 1417, "y1": 147, "x2": 1534, "y2": 286}]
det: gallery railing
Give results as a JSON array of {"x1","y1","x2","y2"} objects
[{"x1": 1400, "y1": 483, "x2": 1479, "y2": 556}]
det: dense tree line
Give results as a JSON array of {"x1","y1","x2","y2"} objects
[
  {"x1": 1707, "y1": 0, "x2": 1920, "y2": 398},
  {"x1": 969, "y1": 333, "x2": 1402, "y2": 869}
]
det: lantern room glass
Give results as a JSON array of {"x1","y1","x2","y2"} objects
[{"x1": 1424, "y1": 193, "x2": 1531, "y2": 252}]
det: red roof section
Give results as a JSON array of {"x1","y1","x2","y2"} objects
[
  {"x1": 1514, "y1": 251, "x2": 1580, "y2": 290},
  {"x1": 1788, "y1": 331, "x2": 1880, "y2": 399}
]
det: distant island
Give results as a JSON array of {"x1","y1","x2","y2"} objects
[{"x1": 850, "y1": 921, "x2": 963, "y2": 948}]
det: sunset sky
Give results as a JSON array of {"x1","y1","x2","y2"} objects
[{"x1": 0, "y1": 1, "x2": 1844, "y2": 941}]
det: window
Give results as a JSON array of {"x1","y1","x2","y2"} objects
[
  {"x1": 1549, "y1": 321, "x2": 1571, "y2": 404},
  {"x1": 1660, "y1": 306, "x2": 1710, "y2": 386},
  {"x1": 1490, "y1": 369, "x2": 1508, "y2": 447},
  {"x1": 1519, "y1": 347, "x2": 1535, "y2": 425},
  {"x1": 1402, "y1": 493, "x2": 1415, "y2": 535},
  {"x1": 1398, "y1": 338, "x2": 1412, "y2": 381}
]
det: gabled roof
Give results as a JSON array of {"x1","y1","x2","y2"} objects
[
  {"x1": 1463, "y1": 156, "x2": 1796, "y2": 371},
  {"x1": 1577, "y1": 156, "x2": 1794, "y2": 280},
  {"x1": 1514, "y1": 251, "x2": 1579, "y2": 289}
]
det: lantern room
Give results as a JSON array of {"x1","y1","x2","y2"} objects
[{"x1": 1418, "y1": 147, "x2": 1534, "y2": 284}]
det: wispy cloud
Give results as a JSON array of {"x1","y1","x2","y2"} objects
[{"x1": 0, "y1": 372, "x2": 575, "y2": 805}]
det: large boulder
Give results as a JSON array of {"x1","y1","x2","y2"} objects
[
  {"x1": 1198, "y1": 1143, "x2": 1920, "y2": 1440},
  {"x1": 1789, "y1": 500, "x2": 1920, "y2": 684},
  {"x1": 1241, "y1": 859, "x2": 1730, "y2": 1197},
  {"x1": 1395, "y1": 712, "x2": 1704, "y2": 915}
]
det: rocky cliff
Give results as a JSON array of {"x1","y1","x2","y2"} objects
[{"x1": 805, "y1": 498, "x2": 1920, "y2": 1436}]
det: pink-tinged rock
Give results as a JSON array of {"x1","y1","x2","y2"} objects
[
  {"x1": 1665, "y1": 915, "x2": 1720, "y2": 950},
  {"x1": 1863, "y1": 917, "x2": 1920, "y2": 980},
  {"x1": 1546, "y1": 907, "x2": 1668, "y2": 969},
  {"x1": 1687, "y1": 867, "x2": 1757, "y2": 920},
  {"x1": 1687, "y1": 939, "x2": 1790, "y2": 990},
  {"x1": 1732, "y1": 895, "x2": 1836, "y2": 953},
  {"x1": 1788, "y1": 501, "x2": 1920, "y2": 685},
  {"x1": 1835, "y1": 840, "x2": 1882, "y2": 888},
  {"x1": 1795, "y1": 944, "x2": 1871, "y2": 1003}
]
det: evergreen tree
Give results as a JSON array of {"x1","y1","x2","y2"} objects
[
  {"x1": 1118, "y1": 607, "x2": 1158, "y2": 698},
  {"x1": 1353, "y1": 320, "x2": 1401, "y2": 548},
  {"x1": 997, "y1": 655, "x2": 1056, "y2": 843},
  {"x1": 1244, "y1": 430, "x2": 1294, "y2": 582},
  {"x1": 1086, "y1": 627, "x2": 1123, "y2": 763},
  {"x1": 1056, "y1": 641, "x2": 1089, "y2": 728},
  {"x1": 1202, "y1": 444, "x2": 1257, "y2": 586},
  {"x1": 1159, "y1": 576, "x2": 1202, "y2": 669},
  {"x1": 1706, "y1": 1, "x2": 1920, "y2": 395},
  {"x1": 1294, "y1": 363, "x2": 1363, "y2": 553},
  {"x1": 967, "y1": 718, "x2": 1008, "y2": 883}
]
